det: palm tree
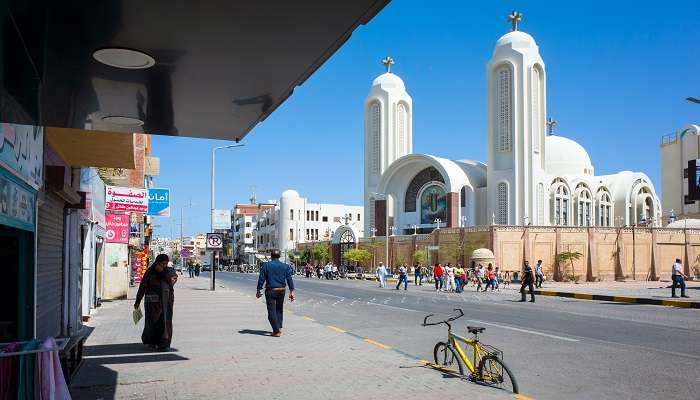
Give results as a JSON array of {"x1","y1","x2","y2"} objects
[{"x1": 557, "y1": 250, "x2": 583, "y2": 282}]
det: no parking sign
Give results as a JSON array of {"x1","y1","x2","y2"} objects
[{"x1": 206, "y1": 233, "x2": 223, "y2": 249}]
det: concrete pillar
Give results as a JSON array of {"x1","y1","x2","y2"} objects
[{"x1": 446, "y1": 192, "x2": 459, "y2": 227}]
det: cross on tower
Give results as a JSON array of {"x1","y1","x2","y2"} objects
[
  {"x1": 381, "y1": 56, "x2": 395, "y2": 73},
  {"x1": 546, "y1": 117, "x2": 557, "y2": 135},
  {"x1": 507, "y1": 11, "x2": 523, "y2": 32}
]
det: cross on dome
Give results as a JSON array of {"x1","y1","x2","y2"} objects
[
  {"x1": 507, "y1": 11, "x2": 523, "y2": 32},
  {"x1": 547, "y1": 117, "x2": 557, "y2": 135},
  {"x1": 381, "y1": 56, "x2": 395, "y2": 73}
]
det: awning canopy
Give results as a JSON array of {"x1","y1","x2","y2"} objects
[
  {"x1": 2, "y1": 1, "x2": 390, "y2": 141},
  {"x1": 46, "y1": 128, "x2": 135, "y2": 169}
]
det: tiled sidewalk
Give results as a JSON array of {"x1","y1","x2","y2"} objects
[{"x1": 70, "y1": 278, "x2": 514, "y2": 400}]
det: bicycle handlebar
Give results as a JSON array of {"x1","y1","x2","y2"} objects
[{"x1": 421, "y1": 308, "x2": 464, "y2": 327}]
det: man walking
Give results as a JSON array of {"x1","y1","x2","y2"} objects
[
  {"x1": 414, "y1": 262, "x2": 422, "y2": 286},
  {"x1": 376, "y1": 262, "x2": 388, "y2": 288},
  {"x1": 535, "y1": 259, "x2": 544, "y2": 288},
  {"x1": 256, "y1": 249, "x2": 296, "y2": 337},
  {"x1": 433, "y1": 264, "x2": 444, "y2": 291},
  {"x1": 396, "y1": 264, "x2": 408, "y2": 290},
  {"x1": 671, "y1": 258, "x2": 690, "y2": 298},
  {"x1": 520, "y1": 260, "x2": 535, "y2": 302}
]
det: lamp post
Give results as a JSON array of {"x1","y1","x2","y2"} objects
[
  {"x1": 410, "y1": 224, "x2": 419, "y2": 235},
  {"x1": 460, "y1": 215, "x2": 468, "y2": 228},
  {"x1": 434, "y1": 218, "x2": 442, "y2": 230},
  {"x1": 210, "y1": 143, "x2": 244, "y2": 291}
]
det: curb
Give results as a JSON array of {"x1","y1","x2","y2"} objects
[{"x1": 534, "y1": 290, "x2": 700, "y2": 309}]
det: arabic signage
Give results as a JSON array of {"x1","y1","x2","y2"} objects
[
  {"x1": 147, "y1": 188, "x2": 170, "y2": 217},
  {"x1": 105, "y1": 213, "x2": 129, "y2": 244},
  {"x1": 212, "y1": 209, "x2": 232, "y2": 230},
  {"x1": 206, "y1": 233, "x2": 224, "y2": 249},
  {"x1": 105, "y1": 186, "x2": 148, "y2": 213},
  {"x1": 0, "y1": 168, "x2": 35, "y2": 232},
  {"x1": 0, "y1": 123, "x2": 43, "y2": 190}
]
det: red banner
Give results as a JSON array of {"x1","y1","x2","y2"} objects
[{"x1": 106, "y1": 213, "x2": 129, "y2": 244}]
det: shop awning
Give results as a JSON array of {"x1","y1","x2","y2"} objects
[{"x1": 46, "y1": 128, "x2": 135, "y2": 169}]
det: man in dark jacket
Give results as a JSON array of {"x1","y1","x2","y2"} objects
[
  {"x1": 256, "y1": 249, "x2": 296, "y2": 336},
  {"x1": 520, "y1": 260, "x2": 535, "y2": 302}
]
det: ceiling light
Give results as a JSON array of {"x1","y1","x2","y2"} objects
[
  {"x1": 102, "y1": 116, "x2": 144, "y2": 126},
  {"x1": 93, "y1": 48, "x2": 156, "y2": 69}
]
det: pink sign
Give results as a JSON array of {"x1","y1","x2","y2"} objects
[
  {"x1": 106, "y1": 213, "x2": 129, "y2": 244},
  {"x1": 105, "y1": 185, "x2": 148, "y2": 213}
]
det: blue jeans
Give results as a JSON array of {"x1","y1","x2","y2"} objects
[
  {"x1": 396, "y1": 274, "x2": 408, "y2": 290},
  {"x1": 455, "y1": 277, "x2": 462, "y2": 293},
  {"x1": 672, "y1": 275, "x2": 686, "y2": 297}
]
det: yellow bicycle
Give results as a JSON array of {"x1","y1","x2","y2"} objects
[{"x1": 422, "y1": 308, "x2": 519, "y2": 394}]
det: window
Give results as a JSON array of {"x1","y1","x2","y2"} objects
[
  {"x1": 532, "y1": 66, "x2": 542, "y2": 153},
  {"x1": 497, "y1": 66, "x2": 512, "y2": 152},
  {"x1": 306, "y1": 210, "x2": 310, "y2": 221},
  {"x1": 245, "y1": 233, "x2": 251, "y2": 239},
  {"x1": 315, "y1": 211, "x2": 319, "y2": 221},
  {"x1": 314, "y1": 229, "x2": 318, "y2": 241},
  {"x1": 460, "y1": 186, "x2": 467, "y2": 207},
  {"x1": 290, "y1": 209, "x2": 294, "y2": 220},
  {"x1": 370, "y1": 101, "x2": 381, "y2": 172},
  {"x1": 357, "y1": 213, "x2": 361, "y2": 221},
  {"x1": 576, "y1": 188, "x2": 592, "y2": 226},
  {"x1": 552, "y1": 181, "x2": 570, "y2": 226},
  {"x1": 598, "y1": 191, "x2": 612, "y2": 227},
  {"x1": 684, "y1": 168, "x2": 688, "y2": 178},
  {"x1": 497, "y1": 182, "x2": 508, "y2": 224},
  {"x1": 245, "y1": 222, "x2": 251, "y2": 228},
  {"x1": 397, "y1": 102, "x2": 407, "y2": 153},
  {"x1": 305, "y1": 229, "x2": 309, "y2": 240},
  {"x1": 322, "y1": 216, "x2": 328, "y2": 222},
  {"x1": 289, "y1": 229, "x2": 294, "y2": 241},
  {"x1": 537, "y1": 183, "x2": 544, "y2": 225},
  {"x1": 348, "y1": 213, "x2": 352, "y2": 221}
]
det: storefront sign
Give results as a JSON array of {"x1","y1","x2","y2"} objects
[
  {"x1": 0, "y1": 123, "x2": 43, "y2": 190},
  {"x1": 212, "y1": 209, "x2": 232, "y2": 230},
  {"x1": 0, "y1": 169, "x2": 35, "y2": 231},
  {"x1": 147, "y1": 188, "x2": 170, "y2": 217},
  {"x1": 105, "y1": 213, "x2": 129, "y2": 244},
  {"x1": 105, "y1": 186, "x2": 148, "y2": 213}
]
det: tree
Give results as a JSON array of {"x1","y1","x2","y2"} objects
[
  {"x1": 413, "y1": 250, "x2": 428, "y2": 266},
  {"x1": 344, "y1": 248, "x2": 372, "y2": 267},
  {"x1": 312, "y1": 242, "x2": 330, "y2": 264},
  {"x1": 556, "y1": 250, "x2": 583, "y2": 282}
]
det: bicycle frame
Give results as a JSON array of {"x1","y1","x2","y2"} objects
[{"x1": 449, "y1": 332, "x2": 487, "y2": 376}]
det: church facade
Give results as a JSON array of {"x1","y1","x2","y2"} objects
[{"x1": 364, "y1": 15, "x2": 661, "y2": 236}]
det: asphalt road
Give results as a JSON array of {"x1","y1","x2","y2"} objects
[{"x1": 205, "y1": 272, "x2": 700, "y2": 400}]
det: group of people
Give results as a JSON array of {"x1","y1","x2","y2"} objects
[
  {"x1": 186, "y1": 264, "x2": 201, "y2": 278},
  {"x1": 304, "y1": 263, "x2": 339, "y2": 280}
]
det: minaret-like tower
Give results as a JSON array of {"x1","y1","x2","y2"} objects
[
  {"x1": 364, "y1": 57, "x2": 413, "y2": 234},
  {"x1": 486, "y1": 11, "x2": 547, "y2": 225}
]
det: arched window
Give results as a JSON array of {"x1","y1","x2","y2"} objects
[
  {"x1": 551, "y1": 179, "x2": 570, "y2": 226},
  {"x1": 575, "y1": 186, "x2": 592, "y2": 226},
  {"x1": 597, "y1": 190, "x2": 612, "y2": 227},
  {"x1": 460, "y1": 186, "x2": 467, "y2": 207},
  {"x1": 404, "y1": 167, "x2": 444, "y2": 212},
  {"x1": 532, "y1": 66, "x2": 542, "y2": 153},
  {"x1": 397, "y1": 102, "x2": 408, "y2": 154},
  {"x1": 537, "y1": 183, "x2": 544, "y2": 225},
  {"x1": 369, "y1": 102, "x2": 381, "y2": 172},
  {"x1": 496, "y1": 66, "x2": 512, "y2": 153},
  {"x1": 497, "y1": 182, "x2": 508, "y2": 224},
  {"x1": 420, "y1": 185, "x2": 447, "y2": 224}
]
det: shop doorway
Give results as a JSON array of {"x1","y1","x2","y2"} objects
[{"x1": 0, "y1": 226, "x2": 34, "y2": 341}]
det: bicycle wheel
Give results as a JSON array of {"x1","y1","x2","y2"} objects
[
  {"x1": 477, "y1": 355, "x2": 518, "y2": 394},
  {"x1": 433, "y1": 342, "x2": 464, "y2": 375}
]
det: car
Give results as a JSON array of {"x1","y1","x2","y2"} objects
[{"x1": 201, "y1": 265, "x2": 211, "y2": 272}]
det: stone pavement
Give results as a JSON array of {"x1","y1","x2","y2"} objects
[{"x1": 70, "y1": 278, "x2": 516, "y2": 400}]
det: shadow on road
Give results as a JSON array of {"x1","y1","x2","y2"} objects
[{"x1": 238, "y1": 329, "x2": 271, "y2": 336}]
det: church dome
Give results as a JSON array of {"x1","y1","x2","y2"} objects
[
  {"x1": 545, "y1": 135, "x2": 594, "y2": 176},
  {"x1": 281, "y1": 189, "x2": 300, "y2": 199},
  {"x1": 495, "y1": 31, "x2": 537, "y2": 49},
  {"x1": 371, "y1": 72, "x2": 405, "y2": 90}
]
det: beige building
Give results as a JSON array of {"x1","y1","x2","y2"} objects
[{"x1": 660, "y1": 124, "x2": 700, "y2": 222}]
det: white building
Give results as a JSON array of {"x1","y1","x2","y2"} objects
[
  {"x1": 254, "y1": 190, "x2": 363, "y2": 262},
  {"x1": 365, "y1": 12, "x2": 661, "y2": 235},
  {"x1": 660, "y1": 124, "x2": 700, "y2": 222}
]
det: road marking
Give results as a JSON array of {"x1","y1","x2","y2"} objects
[
  {"x1": 515, "y1": 394, "x2": 535, "y2": 400},
  {"x1": 303, "y1": 316, "x2": 316, "y2": 322},
  {"x1": 574, "y1": 293, "x2": 593, "y2": 300},
  {"x1": 613, "y1": 296, "x2": 637, "y2": 304},
  {"x1": 332, "y1": 298, "x2": 345, "y2": 306},
  {"x1": 327, "y1": 325, "x2": 347, "y2": 333},
  {"x1": 365, "y1": 302, "x2": 425, "y2": 313},
  {"x1": 469, "y1": 319, "x2": 580, "y2": 342},
  {"x1": 365, "y1": 338, "x2": 392, "y2": 349},
  {"x1": 383, "y1": 297, "x2": 391, "y2": 304}
]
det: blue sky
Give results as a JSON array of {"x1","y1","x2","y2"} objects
[{"x1": 152, "y1": 0, "x2": 700, "y2": 238}]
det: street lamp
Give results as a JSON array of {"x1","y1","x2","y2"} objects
[
  {"x1": 390, "y1": 226, "x2": 396, "y2": 236},
  {"x1": 370, "y1": 227, "x2": 377, "y2": 237},
  {"x1": 460, "y1": 215, "x2": 467, "y2": 228},
  {"x1": 669, "y1": 209, "x2": 676, "y2": 224},
  {"x1": 434, "y1": 218, "x2": 442, "y2": 230},
  {"x1": 210, "y1": 143, "x2": 245, "y2": 291},
  {"x1": 410, "y1": 224, "x2": 419, "y2": 235}
]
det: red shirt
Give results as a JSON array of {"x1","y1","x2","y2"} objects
[
  {"x1": 487, "y1": 271, "x2": 496, "y2": 280},
  {"x1": 433, "y1": 266, "x2": 443, "y2": 277}
]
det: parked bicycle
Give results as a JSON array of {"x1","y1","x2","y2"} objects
[{"x1": 422, "y1": 308, "x2": 518, "y2": 394}]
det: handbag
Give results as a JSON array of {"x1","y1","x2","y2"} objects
[{"x1": 132, "y1": 307, "x2": 143, "y2": 325}]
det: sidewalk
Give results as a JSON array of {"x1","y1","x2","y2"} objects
[{"x1": 70, "y1": 278, "x2": 515, "y2": 400}]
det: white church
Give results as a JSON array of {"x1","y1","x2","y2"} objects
[{"x1": 363, "y1": 12, "x2": 661, "y2": 236}]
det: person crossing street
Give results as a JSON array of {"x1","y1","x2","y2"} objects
[
  {"x1": 396, "y1": 264, "x2": 408, "y2": 290},
  {"x1": 671, "y1": 258, "x2": 690, "y2": 298},
  {"x1": 256, "y1": 249, "x2": 296, "y2": 337},
  {"x1": 520, "y1": 260, "x2": 535, "y2": 302},
  {"x1": 376, "y1": 262, "x2": 388, "y2": 288},
  {"x1": 535, "y1": 259, "x2": 544, "y2": 288}
]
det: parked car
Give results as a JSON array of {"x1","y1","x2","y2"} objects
[{"x1": 201, "y1": 265, "x2": 211, "y2": 272}]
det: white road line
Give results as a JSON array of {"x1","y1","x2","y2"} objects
[
  {"x1": 366, "y1": 302, "x2": 425, "y2": 313},
  {"x1": 383, "y1": 297, "x2": 391, "y2": 304},
  {"x1": 468, "y1": 319, "x2": 580, "y2": 342}
]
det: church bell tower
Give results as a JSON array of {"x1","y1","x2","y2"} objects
[
  {"x1": 486, "y1": 12, "x2": 547, "y2": 225},
  {"x1": 364, "y1": 57, "x2": 413, "y2": 234}
]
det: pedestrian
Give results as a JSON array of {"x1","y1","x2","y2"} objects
[
  {"x1": 134, "y1": 254, "x2": 178, "y2": 351},
  {"x1": 420, "y1": 265, "x2": 428, "y2": 285},
  {"x1": 433, "y1": 263, "x2": 444, "y2": 291},
  {"x1": 332, "y1": 264, "x2": 339, "y2": 279},
  {"x1": 486, "y1": 264, "x2": 497, "y2": 291},
  {"x1": 671, "y1": 258, "x2": 690, "y2": 298},
  {"x1": 304, "y1": 263, "x2": 312, "y2": 278},
  {"x1": 476, "y1": 264, "x2": 485, "y2": 292},
  {"x1": 444, "y1": 263, "x2": 455, "y2": 292},
  {"x1": 520, "y1": 260, "x2": 535, "y2": 302},
  {"x1": 376, "y1": 262, "x2": 388, "y2": 288},
  {"x1": 315, "y1": 264, "x2": 322, "y2": 279},
  {"x1": 495, "y1": 267, "x2": 503, "y2": 291},
  {"x1": 194, "y1": 264, "x2": 200, "y2": 277},
  {"x1": 324, "y1": 263, "x2": 331, "y2": 280},
  {"x1": 188, "y1": 263, "x2": 194, "y2": 278},
  {"x1": 535, "y1": 259, "x2": 544, "y2": 288},
  {"x1": 256, "y1": 249, "x2": 296, "y2": 337},
  {"x1": 396, "y1": 264, "x2": 408, "y2": 290},
  {"x1": 414, "y1": 262, "x2": 422, "y2": 285},
  {"x1": 454, "y1": 264, "x2": 464, "y2": 293}
]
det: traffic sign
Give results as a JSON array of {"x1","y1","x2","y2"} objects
[
  {"x1": 180, "y1": 249, "x2": 192, "y2": 257},
  {"x1": 206, "y1": 233, "x2": 223, "y2": 249}
]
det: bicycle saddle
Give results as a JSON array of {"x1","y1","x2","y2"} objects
[{"x1": 467, "y1": 326, "x2": 485, "y2": 334}]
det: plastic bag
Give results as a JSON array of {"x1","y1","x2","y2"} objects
[{"x1": 132, "y1": 307, "x2": 143, "y2": 325}]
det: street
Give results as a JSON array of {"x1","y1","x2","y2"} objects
[{"x1": 210, "y1": 272, "x2": 700, "y2": 400}]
